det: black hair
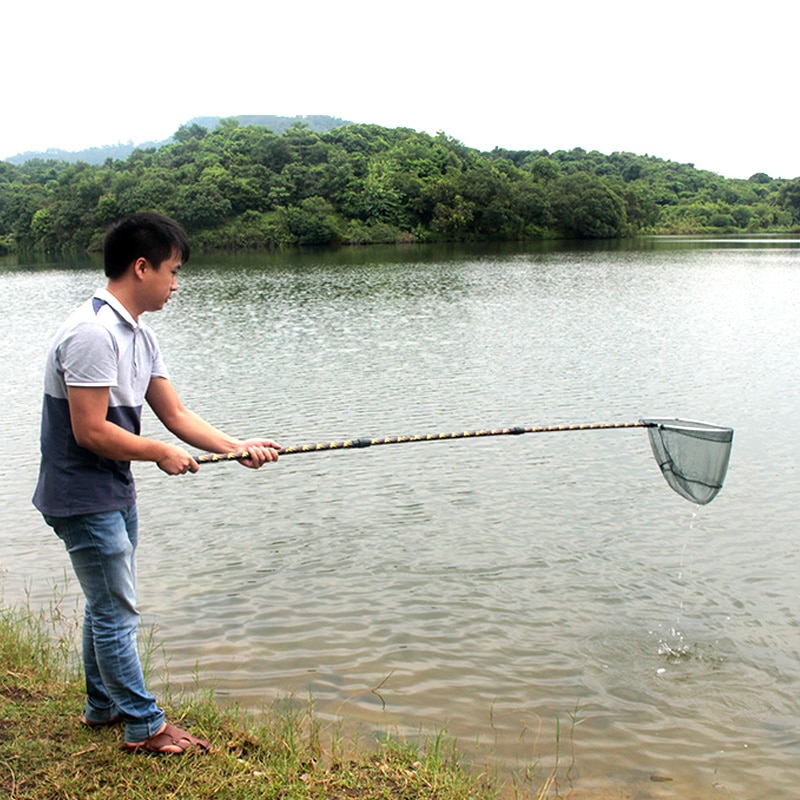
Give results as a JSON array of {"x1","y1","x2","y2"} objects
[{"x1": 103, "y1": 212, "x2": 191, "y2": 279}]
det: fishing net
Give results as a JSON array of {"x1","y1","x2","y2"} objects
[
  {"x1": 199, "y1": 417, "x2": 734, "y2": 506},
  {"x1": 642, "y1": 419, "x2": 733, "y2": 505}
]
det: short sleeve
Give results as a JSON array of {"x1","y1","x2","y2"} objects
[
  {"x1": 57, "y1": 322, "x2": 119, "y2": 387},
  {"x1": 150, "y1": 341, "x2": 170, "y2": 380},
  {"x1": 140, "y1": 325, "x2": 170, "y2": 380}
]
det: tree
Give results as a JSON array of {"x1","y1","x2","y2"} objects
[
  {"x1": 526, "y1": 156, "x2": 561, "y2": 182},
  {"x1": 282, "y1": 196, "x2": 340, "y2": 245},
  {"x1": 549, "y1": 173, "x2": 629, "y2": 238},
  {"x1": 175, "y1": 184, "x2": 232, "y2": 231},
  {"x1": 777, "y1": 178, "x2": 800, "y2": 224},
  {"x1": 173, "y1": 123, "x2": 209, "y2": 143}
]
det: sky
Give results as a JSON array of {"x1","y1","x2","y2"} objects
[{"x1": 2, "y1": 0, "x2": 797, "y2": 180}]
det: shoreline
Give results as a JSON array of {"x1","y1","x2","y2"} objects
[{"x1": 0, "y1": 599, "x2": 545, "y2": 799}]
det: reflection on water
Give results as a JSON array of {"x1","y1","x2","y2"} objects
[{"x1": 2, "y1": 238, "x2": 800, "y2": 799}]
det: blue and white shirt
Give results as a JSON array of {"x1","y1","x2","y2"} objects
[{"x1": 32, "y1": 288, "x2": 170, "y2": 517}]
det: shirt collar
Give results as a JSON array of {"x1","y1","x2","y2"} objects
[{"x1": 93, "y1": 288, "x2": 139, "y2": 329}]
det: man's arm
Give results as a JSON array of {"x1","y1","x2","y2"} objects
[
  {"x1": 67, "y1": 385, "x2": 199, "y2": 474},
  {"x1": 145, "y1": 376, "x2": 279, "y2": 469}
]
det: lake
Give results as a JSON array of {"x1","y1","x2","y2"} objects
[{"x1": 1, "y1": 237, "x2": 799, "y2": 799}]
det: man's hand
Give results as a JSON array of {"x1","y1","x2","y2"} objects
[
  {"x1": 236, "y1": 439, "x2": 282, "y2": 469},
  {"x1": 156, "y1": 444, "x2": 200, "y2": 475}
]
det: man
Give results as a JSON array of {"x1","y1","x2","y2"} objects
[{"x1": 32, "y1": 212, "x2": 279, "y2": 754}]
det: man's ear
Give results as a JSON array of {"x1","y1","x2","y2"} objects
[{"x1": 131, "y1": 257, "x2": 149, "y2": 280}]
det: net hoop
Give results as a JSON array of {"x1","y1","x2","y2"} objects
[{"x1": 641, "y1": 418, "x2": 733, "y2": 505}]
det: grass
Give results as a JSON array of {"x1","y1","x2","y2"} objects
[{"x1": 0, "y1": 599, "x2": 554, "y2": 800}]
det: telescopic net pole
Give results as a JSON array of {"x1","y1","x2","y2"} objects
[{"x1": 197, "y1": 421, "x2": 649, "y2": 461}]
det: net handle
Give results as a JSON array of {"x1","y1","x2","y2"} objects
[{"x1": 196, "y1": 421, "x2": 651, "y2": 463}]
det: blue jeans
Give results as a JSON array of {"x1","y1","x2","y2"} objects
[{"x1": 44, "y1": 507, "x2": 165, "y2": 742}]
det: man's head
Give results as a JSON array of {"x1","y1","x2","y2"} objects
[{"x1": 103, "y1": 212, "x2": 191, "y2": 279}]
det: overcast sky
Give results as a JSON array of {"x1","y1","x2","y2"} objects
[{"x1": 2, "y1": 0, "x2": 796, "y2": 180}]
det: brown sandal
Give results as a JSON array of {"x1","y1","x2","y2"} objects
[{"x1": 123, "y1": 722, "x2": 211, "y2": 755}]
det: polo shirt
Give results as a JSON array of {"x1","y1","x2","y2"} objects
[{"x1": 32, "y1": 288, "x2": 170, "y2": 517}]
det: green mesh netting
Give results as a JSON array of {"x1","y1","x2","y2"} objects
[{"x1": 642, "y1": 419, "x2": 733, "y2": 505}]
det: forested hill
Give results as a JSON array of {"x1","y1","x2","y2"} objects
[{"x1": 1, "y1": 118, "x2": 799, "y2": 256}]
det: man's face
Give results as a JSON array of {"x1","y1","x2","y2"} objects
[{"x1": 143, "y1": 251, "x2": 181, "y2": 312}]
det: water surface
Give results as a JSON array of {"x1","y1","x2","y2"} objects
[{"x1": 2, "y1": 238, "x2": 799, "y2": 799}]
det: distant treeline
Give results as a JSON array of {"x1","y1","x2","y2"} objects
[
  {"x1": 1, "y1": 119, "x2": 799, "y2": 256},
  {"x1": 3, "y1": 115, "x2": 354, "y2": 167}
]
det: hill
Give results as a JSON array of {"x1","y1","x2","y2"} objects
[{"x1": 1, "y1": 119, "x2": 798, "y2": 256}]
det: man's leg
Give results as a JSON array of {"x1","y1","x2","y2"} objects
[{"x1": 45, "y1": 507, "x2": 166, "y2": 742}]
